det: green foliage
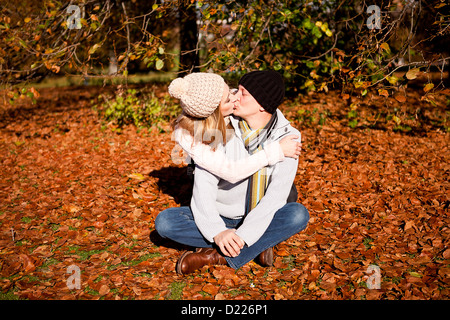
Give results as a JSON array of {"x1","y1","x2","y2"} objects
[
  {"x1": 6, "y1": 86, "x2": 39, "y2": 105},
  {"x1": 198, "y1": 0, "x2": 449, "y2": 97},
  {"x1": 0, "y1": 290, "x2": 23, "y2": 300},
  {"x1": 167, "y1": 281, "x2": 186, "y2": 300},
  {"x1": 199, "y1": 1, "x2": 340, "y2": 93},
  {"x1": 347, "y1": 103, "x2": 359, "y2": 128},
  {"x1": 0, "y1": 0, "x2": 175, "y2": 87},
  {"x1": 97, "y1": 89, "x2": 180, "y2": 128},
  {"x1": 296, "y1": 107, "x2": 329, "y2": 127}
]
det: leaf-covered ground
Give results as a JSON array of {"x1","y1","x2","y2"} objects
[{"x1": 0, "y1": 84, "x2": 449, "y2": 300}]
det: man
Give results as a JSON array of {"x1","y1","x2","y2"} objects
[{"x1": 155, "y1": 70, "x2": 309, "y2": 274}]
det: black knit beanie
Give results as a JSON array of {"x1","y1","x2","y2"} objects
[{"x1": 238, "y1": 70, "x2": 285, "y2": 114}]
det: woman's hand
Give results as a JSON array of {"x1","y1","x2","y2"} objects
[
  {"x1": 280, "y1": 135, "x2": 302, "y2": 159},
  {"x1": 214, "y1": 229, "x2": 245, "y2": 257}
]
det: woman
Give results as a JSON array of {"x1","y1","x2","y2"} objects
[{"x1": 168, "y1": 72, "x2": 301, "y2": 183}]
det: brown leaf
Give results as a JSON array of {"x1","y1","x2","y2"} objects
[
  {"x1": 99, "y1": 284, "x2": 110, "y2": 296},
  {"x1": 443, "y1": 248, "x2": 450, "y2": 260},
  {"x1": 19, "y1": 254, "x2": 36, "y2": 273},
  {"x1": 404, "y1": 220, "x2": 415, "y2": 231},
  {"x1": 132, "y1": 286, "x2": 142, "y2": 296},
  {"x1": 394, "y1": 94, "x2": 406, "y2": 103},
  {"x1": 215, "y1": 293, "x2": 226, "y2": 300},
  {"x1": 406, "y1": 68, "x2": 421, "y2": 80},
  {"x1": 378, "y1": 89, "x2": 389, "y2": 97},
  {"x1": 274, "y1": 293, "x2": 286, "y2": 300},
  {"x1": 202, "y1": 283, "x2": 219, "y2": 296},
  {"x1": 276, "y1": 249, "x2": 290, "y2": 257}
]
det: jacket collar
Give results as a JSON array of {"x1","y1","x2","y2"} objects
[{"x1": 230, "y1": 109, "x2": 290, "y2": 140}]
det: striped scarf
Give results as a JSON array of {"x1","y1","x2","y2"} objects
[{"x1": 239, "y1": 113, "x2": 278, "y2": 213}]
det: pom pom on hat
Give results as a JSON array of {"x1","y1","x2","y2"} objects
[
  {"x1": 168, "y1": 77, "x2": 190, "y2": 100},
  {"x1": 168, "y1": 73, "x2": 225, "y2": 118}
]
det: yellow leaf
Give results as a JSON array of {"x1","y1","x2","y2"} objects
[
  {"x1": 319, "y1": 82, "x2": 328, "y2": 93},
  {"x1": 380, "y1": 42, "x2": 390, "y2": 53},
  {"x1": 304, "y1": 79, "x2": 315, "y2": 88},
  {"x1": 386, "y1": 75, "x2": 398, "y2": 85},
  {"x1": 310, "y1": 70, "x2": 319, "y2": 79},
  {"x1": 155, "y1": 59, "x2": 164, "y2": 70},
  {"x1": 88, "y1": 43, "x2": 101, "y2": 55},
  {"x1": 406, "y1": 68, "x2": 420, "y2": 80},
  {"x1": 354, "y1": 81, "x2": 364, "y2": 88},
  {"x1": 424, "y1": 83, "x2": 434, "y2": 93},
  {"x1": 392, "y1": 115, "x2": 401, "y2": 125},
  {"x1": 128, "y1": 173, "x2": 146, "y2": 181},
  {"x1": 24, "y1": 17, "x2": 31, "y2": 23}
]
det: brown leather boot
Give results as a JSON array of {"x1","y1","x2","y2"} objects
[
  {"x1": 257, "y1": 247, "x2": 274, "y2": 267},
  {"x1": 176, "y1": 248, "x2": 227, "y2": 275}
]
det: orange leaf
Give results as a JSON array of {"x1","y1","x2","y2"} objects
[
  {"x1": 202, "y1": 283, "x2": 219, "y2": 296},
  {"x1": 394, "y1": 94, "x2": 406, "y2": 103},
  {"x1": 132, "y1": 286, "x2": 142, "y2": 296},
  {"x1": 443, "y1": 248, "x2": 450, "y2": 259},
  {"x1": 29, "y1": 87, "x2": 40, "y2": 98},
  {"x1": 19, "y1": 254, "x2": 36, "y2": 273},
  {"x1": 99, "y1": 284, "x2": 110, "y2": 296},
  {"x1": 404, "y1": 220, "x2": 415, "y2": 231},
  {"x1": 378, "y1": 89, "x2": 389, "y2": 97}
]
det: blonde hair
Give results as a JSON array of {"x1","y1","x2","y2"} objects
[{"x1": 173, "y1": 106, "x2": 231, "y2": 150}]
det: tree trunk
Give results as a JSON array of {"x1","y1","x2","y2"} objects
[{"x1": 179, "y1": 2, "x2": 199, "y2": 76}]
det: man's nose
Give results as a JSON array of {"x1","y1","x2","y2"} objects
[{"x1": 232, "y1": 90, "x2": 241, "y2": 102}]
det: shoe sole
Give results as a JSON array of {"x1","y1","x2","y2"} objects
[
  {"x1": 176, "y1": 251, "x2": 191, "y2": 275},
  {"x1": 260, "y1": 248, "x2": 274, "y2": 267}
]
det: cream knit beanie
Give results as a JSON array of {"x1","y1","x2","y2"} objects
[{"x1": 168, "y1": 73, "x2": 225, "y2": 118}]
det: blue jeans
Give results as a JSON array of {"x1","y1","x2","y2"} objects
[{"x1": 155, "y1": 203, "x2": 309, "y2": 269}]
